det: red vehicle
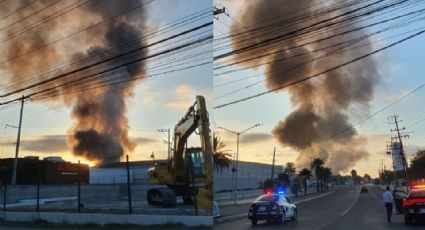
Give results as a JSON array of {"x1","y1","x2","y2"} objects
[{"x1": 403, "y1": 183, "x2": 425, "y2": 225}]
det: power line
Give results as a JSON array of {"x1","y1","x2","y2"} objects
[
  {"x1": 0, "y1": 0, "x2": 37, "y2": 21},
  {"x1": 321, "y1": 83, "x2": 425, "y2": 142},
  {"x1": 214, "y1": 26, "x2": 425, "y2": 109},
  {"x1": 215, "y1": 1, "x2": 421, "y2": 72},
  {"x1": 0, "y1": 0, "x2": 157, "y2": 64},
  {"x1": 214, "y1": 0, "x2": 392, "y2": 61},
  {"x1": 0, "y1": 35, "x2": 212, "y2": 105},
  {"x1": 0, "y1": 22, "x2": 212, "y2": 98},
  {"x1": 1, "y1": 7, "x2": 210, "y2": 92}
]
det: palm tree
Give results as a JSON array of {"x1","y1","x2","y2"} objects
[
  {"x1": 311, "y1": 158, "x2": 324, "y2": 193},
  {"x1": 351, "y1": 169, "x2": 358, "y2": 185},
  {"x1": 322, "y1": 167, "x2": 332, "y2": 190},
  {"x1": 213, "y1": 134, "x2": 232, "y2": 172},
  {"x1": 299, "y1": 168, "x2": 311, "y2": 196},
  {"x1": 283, "y1": 162, "x2": 296, "y2": 175}
]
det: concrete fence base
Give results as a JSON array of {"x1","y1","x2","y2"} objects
[{"x1": 0, "y1": 211, "x2": 213, "y2": 227}]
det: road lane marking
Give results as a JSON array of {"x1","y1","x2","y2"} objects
[
  {"x1": 294, "y1": 191, "x2": 335, "y2": 205},
  {"x1": 340, "y1": 188, "x2": 361, "y2": 216},
  {"x1": 215, "y1": 190, "x2": 336, "y2": 223}
]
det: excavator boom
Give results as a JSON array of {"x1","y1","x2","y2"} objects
[{"x1": 147, "y1": 96, "x2": 213, "y2": 210}]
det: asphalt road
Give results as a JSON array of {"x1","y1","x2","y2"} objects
[{"x1": 214, "y1": 186, "x2": 425, "y2": 230}]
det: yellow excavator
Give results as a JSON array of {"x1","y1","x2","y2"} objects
[{"x1": 147, "y1": 95, "x2": 213, "y2": 210}]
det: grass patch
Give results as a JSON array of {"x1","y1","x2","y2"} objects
[{"x1": 0, "y1": 220, "x2": 212, "y2": 229}]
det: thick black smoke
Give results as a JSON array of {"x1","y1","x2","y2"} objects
[
  {"x1": 230, "y1": 0, "x2": 380, "y2": 172},
  {"x1": 1, "y1": 0, "x2": 149, "y2": 164}
]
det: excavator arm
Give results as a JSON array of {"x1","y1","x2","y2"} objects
[{"x1": 147, "y1": 96, "x2": 213, "y2": 210}]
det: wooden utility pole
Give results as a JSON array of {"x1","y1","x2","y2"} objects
[
  {"x1": 271, "y1": 147, "x2": 276, "y2": 180},
  {"x1": 11, "y1": 96, "x2": 25, "y2": 185},
  {"x1": 388, "y1": 115, "x2": 409, "y2": 181}
]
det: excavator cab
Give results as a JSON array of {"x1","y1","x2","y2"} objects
[{"x1": 187, "y1": 147, "x2": 207, "y2": 179}]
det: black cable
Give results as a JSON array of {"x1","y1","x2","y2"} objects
[
  {"x1": 0, "y1": 0, "x2": 38, "y2": 21},
  {"x1": 0, "y1": 34, "x2": 212, "y2": 104},
  {"x1": 0, "y1": 0, "x2": 157, "y2": 64},
  {"x1": 213, "y1": 27, "x2": 425, "y2": 109},
  {"x1": 0, "y1": 22, "x2": 212, "y2": 98},
  {"x1": 214, "y1": 0, "x2": 391, "y2": 60},
  {"x1": 1, "y1": 7, "x2": 210, "y2": 91}
]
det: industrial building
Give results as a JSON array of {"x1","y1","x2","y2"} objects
[
  {"x1": 89, "y1": 160, "x2": 166, "y2": 184},
  {"x1": 214, "y1": 161, "x2": 283, "y2": 193},
  {"x1": 0, "y1": 156, "x2": 89, "y2": 185},
  {"x1": 89, "y1": 159, "x2": 281, "y2": 192}
]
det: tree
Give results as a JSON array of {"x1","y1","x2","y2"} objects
[
  {"x1": 363, "y1": 174, "x2": 372, "y2": 183},
  {"x1": 351, "y1": 169, "x2": 358, "y2": 185},
  {"x1": 213, "y1": 134, "x2": 232, "y2": 172},
  {"x1": 299, "y1": 168, "x2": 311, "y2": 196},
  {"x1": 284, "y1": 162, "x2": 296, "y2": 175},
  {"x1": 291, "y1": 175, "x2": 301, "y2": 198},
  {"x1": 311, "y1": 158, "x2": 324, "y2": 192},
  {"x1": 321, "y1": 167, "x2": 332, "y2": 190},
  {"x1": 380, "y1": 170, "x2": 395, "y2": 185},
  {"x1": 408, "y1": 149, "x2": 425, "y2": 180},
  {"x1": 410, "y1": 149, "x2": 425, "y2": 169}
]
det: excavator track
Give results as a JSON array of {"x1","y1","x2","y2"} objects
[{"x1": 147, "y1": 188, "x2": 177, "y2": 208}]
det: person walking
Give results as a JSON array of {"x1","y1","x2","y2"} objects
[{"x1": 383, "y1": 186, "x2": 394, "y2": 223}]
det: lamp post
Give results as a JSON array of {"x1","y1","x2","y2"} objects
[{"x1": 218, "y1": 123, "x2": 262, "y2": 204}]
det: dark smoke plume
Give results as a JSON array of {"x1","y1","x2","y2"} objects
[
  {"x1": 229, "y1": 0, "x2": 380, "y2": 172},
  {"x1": 1, "y1": 0, "x2": 148, "y2": 164}
]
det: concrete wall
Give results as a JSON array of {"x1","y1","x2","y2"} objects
[
  {"x1": 0, "y1": 184, "x2": 160, "y2": 204},
  {"x1": 214, "y1": 161, "x2": 283, "y2": 192},
  {"x1": 89, "y1": 161, "x2": 281, "y2": 194},
  {"x1": 0, "y1": 211, "x2": 213, "y2": 227},
  {"x1": 90, "y1": 167, "x2": 149, "y2": 184}
]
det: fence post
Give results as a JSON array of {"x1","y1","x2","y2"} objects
[
  {"x1": 188, "y1": 154, "x2": 198, "y2": 216},
  {"x1": 126, "y1": 155, "x2": 132, "y2": 214},
  {"x1": 78, "y1": 160, "x2": 81, "y2": 213},
  {"x1": 2, "y1": 184, "x2": 6, "y2": 212},
  {"x1": 36, "y1": 161, "x2": 40, "y2": 212}
]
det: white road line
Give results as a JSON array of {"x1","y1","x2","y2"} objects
[
  {"x1": 340, "y1": 189, "x2": 361, "y2": 216},
  {"x1": 294, "y1": 191, "x2": 335, "y2": 205}
]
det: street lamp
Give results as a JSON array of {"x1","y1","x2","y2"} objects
[{"x1": 218, "y1": 123, "x2": 262, "y2": 204}]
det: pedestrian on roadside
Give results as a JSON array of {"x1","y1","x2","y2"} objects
[{"x1": 383, "y1": 186, "x2": 394, "y2": 223}]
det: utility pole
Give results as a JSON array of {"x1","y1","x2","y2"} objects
[
  {"x1": 388, "y1": 115, "x2": 410, "y2": 185},
  {"x1": 11, "y1": 96, "x2": 25, "y2": 185},
  {"x1": 271, "y1": 147, "x2": 276, "y2": 180}
]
